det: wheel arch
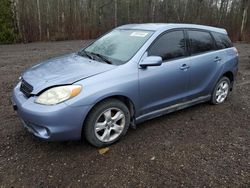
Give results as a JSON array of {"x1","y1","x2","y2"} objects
[
  {"x1": 222, "y1": 71, "x2": 234, "y2": 83},
  {"x1": 81, "y1": 94, "x2": 136, "y2": 139},
  {"x1": 222, "y1": 71, "x2": 234, "y2": 91}
]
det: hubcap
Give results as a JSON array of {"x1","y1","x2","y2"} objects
[
  {"x1": 94, "y1": 108, "x2": 126, "y2": 142},
  {"x1": 215, "y1": 81, "x2": 229, "y2": 103}
]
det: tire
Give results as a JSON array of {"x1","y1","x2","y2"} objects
[
  {"x1": 84, "y1": 99, "x2": 130, "y2": 147},
  {"x1": 210, "y1": 76, "x2": 231, "y2": 105}
]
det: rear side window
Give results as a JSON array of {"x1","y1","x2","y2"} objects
[
  {"x1": 148, "y1": 30, "x2": 186, "y2": 61},
  {"x1": 188, "y1": 30, "x2": 215, "y2": 55},
  {"x1": 212, "y1": 32, "x2": 233, "y2": 49}
]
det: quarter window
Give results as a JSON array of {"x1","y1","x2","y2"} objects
[
  {"x1": 188, "y1": 30, "x2": 215, "y2": 55},
  {"x1": 212, "y1": 32, "x2": 232, "y2": 49},
  {"x1": 148, "y1": 30, "x2": 186, "y2": 61}
]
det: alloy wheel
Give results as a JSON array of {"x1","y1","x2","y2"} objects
[
  {"x1": 215, "y1": 81, "x2": 229, "y2": 103},
  {"x1": 94, "y1": 108, "x2": 126, "y2": 142}
]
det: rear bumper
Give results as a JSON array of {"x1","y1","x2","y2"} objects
[{"x1": 12, "y1": 83, "x2": 91, "y2": 141}]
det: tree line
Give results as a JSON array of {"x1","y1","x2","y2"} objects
[{"x1": 0, "y1": 0, "x2": 249, "y2": 44}]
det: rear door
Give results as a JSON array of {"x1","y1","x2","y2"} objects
[{"x1": 186, "y1": 29, "x2": 224, "y2": 99}]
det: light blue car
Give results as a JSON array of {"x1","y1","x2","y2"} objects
[{"x1": 12, "y1": 24, "x2": 238, "y2": 147}]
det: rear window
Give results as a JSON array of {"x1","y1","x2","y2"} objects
[
  {"x1": 187, "y1": 30, "x2": 216, "y2": 55},
  {"x1": 212, "y1": 32, "x2": 233, "y2": 49}
]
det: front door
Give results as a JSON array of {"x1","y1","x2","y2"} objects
[{"x1": 138, "y1": 30, "x2": 190, "y2": 115}]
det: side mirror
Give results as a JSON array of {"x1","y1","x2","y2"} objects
[{"x1": 139, "y1": 56, "x2": 162, "y2": 68}]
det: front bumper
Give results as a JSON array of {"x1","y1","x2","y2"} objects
[{"x1": 12, "y1": 83, "x2": 91, "y2": 141}]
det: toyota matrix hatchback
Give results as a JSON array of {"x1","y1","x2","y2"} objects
[{"x1": 12, "y1": 24, "x2": 238, "y2": 147}]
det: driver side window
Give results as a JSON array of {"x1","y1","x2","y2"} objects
[{"x1": 148, "y1": 30, "x2": 187, "y2": 61}]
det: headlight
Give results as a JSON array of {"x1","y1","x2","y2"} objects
[{"x1": 35, "y1": 85, "x2": 82, "y2": 105}]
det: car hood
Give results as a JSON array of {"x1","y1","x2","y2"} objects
[{"x1": 22, "y1": 53, "x2": 116, "y2": 94}]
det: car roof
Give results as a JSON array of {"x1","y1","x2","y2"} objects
[{"x1": 117, "y1": 23, "x2": 227, "y2": 34}]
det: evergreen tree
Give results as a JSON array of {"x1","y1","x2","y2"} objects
[{"x1": 0, "y1": 0, "x2": 17, "y2": 43}]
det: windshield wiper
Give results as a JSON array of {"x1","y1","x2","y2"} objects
[
  {"x1": 89, "y1": 52, "x2": 112, "y2": 64},
  {"x1": 77, "y1": 50, "x2": 93, "y2": 60}
]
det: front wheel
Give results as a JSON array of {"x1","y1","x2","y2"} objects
[
  {"x1": 84, "y1": 99, "x2": 130, "y2": 147},
  {"x1": 211, "y1": 77, "x2": 230, "y2": 105}
]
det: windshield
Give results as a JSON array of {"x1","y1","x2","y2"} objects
[{"x1": 83, "y1": 29, "x2": 153, "y2": 65}]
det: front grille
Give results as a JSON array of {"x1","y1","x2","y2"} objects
[{"x1": 20, "y1": 79, "x2": 33, "y2": 98}]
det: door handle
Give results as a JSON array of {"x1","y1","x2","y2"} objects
[
  {"x1": 180, "y1": 64, "x2": 190, "y2": 70},
  {"x1": 214, "y1": 56, "x2": 222, "y2": 62}
]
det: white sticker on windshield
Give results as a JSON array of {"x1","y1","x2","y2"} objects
[{"x1": 130, "y1": 32, "x2": 149, "y2": 37}]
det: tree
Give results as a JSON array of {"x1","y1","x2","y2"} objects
[
  {"x1": 1, "y1": 0, "x2": 250, "y2": 43},
  {"x1": 36, "y1": 0, "x2": 41, "y2": 41},
  {"x1": 239, "y1": 0, "x2": 249, "y2": 41},
  {"x1": 0, "y1": 0, "x2": 18, "y2": 43}
]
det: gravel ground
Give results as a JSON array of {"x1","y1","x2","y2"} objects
[{"x1": 0, "y1": 41, "x2": 249, "y2": 187}]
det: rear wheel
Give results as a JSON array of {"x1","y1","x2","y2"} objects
[
  {"x1": 211, "y1": 77, "x2": 230, "y2": 104},
  {"x1": 84, "y1": 99, "x2": 130, "y2": 147}
]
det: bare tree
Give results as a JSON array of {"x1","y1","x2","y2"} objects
[
  {"x1": 7, "y1": 0, "x2": 250, "y2": 42},
  {"x1": 46, "y1": 0, "x2": 50, "y2": 40},
  {"x1": 36, "y1": 0, "x2": 42, "y2": 41},
  {"x1": 11, "y1": 0, "x2": 20, "y2": 38},
  {"x1": 240, "y1": 0, "x2": 249, "y2": 40},
  {"x1": 114, "y1": 0, "x2": 118, "y2": 26}
]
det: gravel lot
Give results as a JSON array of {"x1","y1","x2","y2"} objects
[{"x1": 0, "y1": 41, "x2": 249, "y2": 187}]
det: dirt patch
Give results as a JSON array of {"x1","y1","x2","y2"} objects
[{"x1": 0, "y1": 41, "x2": 249, "y2": 187}]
